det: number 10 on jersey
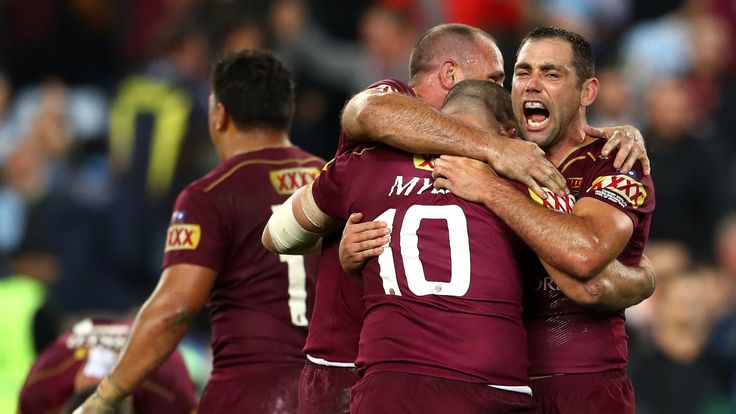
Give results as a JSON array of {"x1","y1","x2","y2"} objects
[{"x1": 374, "y1": 205, "x2": 471, "y2": 297}]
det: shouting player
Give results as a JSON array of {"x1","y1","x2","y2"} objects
[
  {"x1": 74, "y1": 50, "x2": 323, "y2": 413},
  {"x1": 19, "y1": 318, "x2": 196, "y2": 414},
  {"x1": 430, "y1": 27, "x2": 655, "y2": 414},
  {"x1": 282, "y1": 23, "x2": 649, "y2": 414}
]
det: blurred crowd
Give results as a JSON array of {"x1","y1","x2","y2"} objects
[{"x1": 0, "y1": 0, "x2": 734, "y2": 412}]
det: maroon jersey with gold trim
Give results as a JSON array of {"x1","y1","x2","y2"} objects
[
  {"x1": 311, "y1": 144, "x2": 529, "y2": 386},
  {"x1": 524, "y1": 138, "x2": 655, "y2": 376},
  {"x1": 162, "y1": 147, "x2": 323, "y2": 380},
  {"x1": 303, "y1": 79, "x2": 416, "y2": 364},
  {"x1": 18, "y1": 320, "x2": 195, "y2": 414}
]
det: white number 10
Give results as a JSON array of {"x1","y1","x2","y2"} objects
[{"x1": 374, "y1": 205, "x2": 471, "y2": 297}]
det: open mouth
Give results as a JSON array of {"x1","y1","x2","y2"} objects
[{"x1": 523, "y1": 101, "x2": 550, "y2": 131}]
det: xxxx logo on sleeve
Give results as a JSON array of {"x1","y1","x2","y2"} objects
[
  {"x1": 165, "y1": 224, "x2": 201, "y2": 251},
  {"x1": 588, "y1": 174, "x2": 647, "y2": 208},
  {"x1": 269, "y1": 167, "x2": 321, "y2": 195}
]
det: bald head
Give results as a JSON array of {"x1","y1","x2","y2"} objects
[
  {"x1": 441, "y1": 80, "x2": 516, "y2": 134},
  {"x1": 410, "y1": 24, "x2": 501, "y2": 81}
]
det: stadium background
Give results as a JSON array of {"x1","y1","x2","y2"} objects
[{"x1": 0, "y1": 0, "x2": 734, "y2": 412}]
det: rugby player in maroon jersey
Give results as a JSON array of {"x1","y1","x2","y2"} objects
[
  {"x1": 19, "y1": 319, "x2": 195, "y2": 414},
  {"x1": 74, "y1": 50, "x2": 323, "y2": 414},
  {"x1": 431, "y1": 27, "x2": 655, "y2": 414},
  {"x1": 266, "y1": 79, "x2": 539, "y2": 413},
  {"x1": 285, "y1": 23, "x2": 649, "y2": 414}
]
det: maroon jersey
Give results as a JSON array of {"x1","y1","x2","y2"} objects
[
  {"x1": 162, "y1": 147, "x2": 323, "y2": 381},
  {"x1": 18, "y1": 320, "x2": 195, "y2": 414},
  {"x1": 524, "y1": 138, "x2": 655, "y2": 376},
  {"x1": 303, "y1": 79, "x2": 416, "y2": 365},
  {"x1": 311, "y1": 144, "x2": 529, "y2": 387}
]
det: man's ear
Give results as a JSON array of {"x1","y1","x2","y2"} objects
[
  {"x1": 580, "y1": 77, "x2": 599, "y2": 107},
  {"x1": 215, "y1": 102, "x2": 229, "y2": 131},
  {"x1": 439, "y1": 60, "x2": 459, "y2": 90}
]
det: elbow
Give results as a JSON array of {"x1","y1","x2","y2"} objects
[
  {"x1": 341, "y1": 93, "x2": 381, "y2": 141},
  {"x1": 559, "y1": 247, "x2": 606, "y2": 281},
  {"x1": 561, "y1": 232, "x2": 615, "y2": 280}
]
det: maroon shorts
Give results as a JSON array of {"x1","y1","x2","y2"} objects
[
  {"x1": 299, "y1": 361, "x2": 360, "y2": 414},
  {"x1": 350, "y1": 371, "x2": 538, "y2": 414},
  {"x1": 530, "y1": 370, "x2": 634, "y2": 414},
  {"x1": 197, "y1": 365, "x2": 302, "y2": 414}
]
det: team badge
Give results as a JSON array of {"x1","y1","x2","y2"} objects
[
  {"x1": 413, "y1": 154, "x2": 435, "y2": 171},
  {"x1": 269, "y1": 167, "x2": 320, "y2": 195},
  {"x1": 165, "y1": 224, "x2": 201, "y2": 251},
  {"x1": 587, "y1": 174, "x2": 647, "y2": 208},
  {"x1": 528, "y1": 187, "x2": 576, "y2": 214}
]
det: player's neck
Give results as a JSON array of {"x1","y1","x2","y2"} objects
[
  {"x1": 220, "y1": 129, "x2": 293, "y2": 160},
  {"x1": 546, "y1": 112, "x2": 591, "y2": 166}
]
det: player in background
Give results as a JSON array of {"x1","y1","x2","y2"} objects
[
  {"x1": 267, "y1": 79, "x2": 538, "y2": 413},
  {"x1": 74, "y1": 50, "x2": 323, "y2": 414},
  {"x1": 19, "y1": 318, "x2": 196, "y2": 414},
  {"x1": 430, "y1": 27, "x2": 655, "y2": 414},
  {"x1": 291, "y1": 23, "x2": 650, "y2": 414}
]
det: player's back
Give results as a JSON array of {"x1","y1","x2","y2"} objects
[
  {"x1": 312, "y1": 144, "x2": 529, "y2": 387},
  {"x1": 163, "y1": 147, "x2": 323, "y2": 380},
  {"x1": 18, "y1": 319, "x2": 196, "y2": 414},
  {"x1": 524, "y1": 138, "x2": 655, "y2": 376}
]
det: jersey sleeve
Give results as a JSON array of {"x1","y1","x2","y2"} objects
[
  {"x1": 579, "y1": 160, "x2": 655, "y2": 228},
  {"x1": 336, "y1": 78, "x2": 416, "y2": 156},
  {"x1": 310, "y1": 151, "x2": 354, "y2": 220},
  {"x1": 162, "y1": 187, "x2": 225, "y2": 271}
]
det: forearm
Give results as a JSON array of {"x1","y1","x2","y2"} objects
[
  {"x1": 107, "y1": 296, "x2": 195, "y2": 398},
  {"x1": 543, "y1": 259, "x2": 655, "y2": 311},
  {"x1": 479, "y1": 179, "x2": 613, "y2": 279},
  {"x1": 342, "y1": 92, "x2": 500, "y2": 162}
]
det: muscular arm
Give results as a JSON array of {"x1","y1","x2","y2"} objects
[
  {"x1": 341, "y1": 89, "x2": 567, "y2": 198},
  {"x1": 542, "y1": 256, "x2": 655, "y2": 311},
  {"x1": 433, "y1": 156, "x2": 633, "y2": 280},
  {"x1": 77, "y1": 264, "x2": 214, "y2": 412}
]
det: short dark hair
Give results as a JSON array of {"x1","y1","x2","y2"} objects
[
  {"x1": 517, "y1": 26, "x2": 595, "y2": 87},
  {"x1": 410, "y1": 24, "x2": 495, "y2": 79},
  {"x1": 212, "y1": 49, "x2": 295, "y2": 131},
  {"x1": 442, "y1": 80, "x2": 516, "y2": 131}
]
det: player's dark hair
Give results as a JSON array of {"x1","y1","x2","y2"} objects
[
  {"x1": 442, "y1": 80, "x2": 516, "y2": 132},
  {"x1": 410, "y1": 24, "x2": 495, "y2": 80},
  {"x1": 517, "y1": 26, "x2": 595, "y2": 87},
  {"x1": 212, "y1": 49, "x2": 295, "y2": 131}
]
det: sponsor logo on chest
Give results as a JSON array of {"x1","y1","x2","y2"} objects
[
  {"x1": 269, "y1": 167, "x2": 320, "y2": 195},
  {"x1": 528, "y1": 187, "x2": 577, "y2": 213}
]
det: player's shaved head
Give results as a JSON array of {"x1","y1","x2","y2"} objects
[
  {"x1": 441, "y1": 80, "x2": 517, "y2": 133},
  {"x1": 409, "y1": 24, "x2": 497, "y2": 80}
]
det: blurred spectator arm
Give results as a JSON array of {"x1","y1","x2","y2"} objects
[{"x1": 272, "y1": 0, "x2": 364, "y2": 91}]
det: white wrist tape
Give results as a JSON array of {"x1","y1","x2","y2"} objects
[{"x1": 269, "y1": 192, "x2": 322, "y2": 254}]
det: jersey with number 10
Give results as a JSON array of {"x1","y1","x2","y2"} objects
[
  {"x1": 162, "y1": 147, "x2": 323, "y2": 381},
  {"x1": 311, "y1": 144, "x2": 529, "y2": 387}
]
